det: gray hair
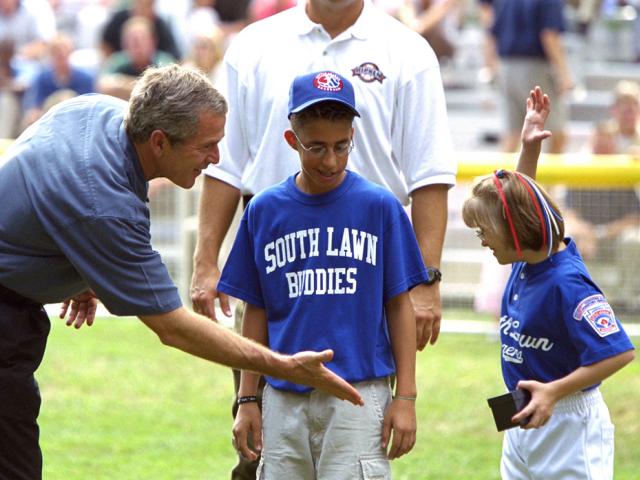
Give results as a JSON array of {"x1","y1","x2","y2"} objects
[{"x1": 125, "y1": 64, "x2": 227, "y2": 143}]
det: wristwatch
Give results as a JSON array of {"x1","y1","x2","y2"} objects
[{"x1": 423, "y1": 266, "x2": 442, "y2": 285}]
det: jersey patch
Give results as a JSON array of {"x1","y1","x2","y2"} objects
[
  {"x1": 573, "y1": 294, "x2": 620, "y2": 337},
  {"x1": 351, "y1": 63, "x2": 386, "y2": 84}
]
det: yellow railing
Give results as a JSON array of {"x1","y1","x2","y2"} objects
[{"x1": 456, "y1": 152, "x2": 640, "y2": 187}]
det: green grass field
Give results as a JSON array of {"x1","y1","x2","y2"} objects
[{"x1": 38, "y1": 317, "x2": 639, "y2": 479}]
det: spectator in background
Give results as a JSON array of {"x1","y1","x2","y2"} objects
[
  {"x1": 183, "y1": 26, "x2": 225, "y2": 85},
  {"x1": 249, "y1": 0, "x2": 296, "y2": 22},
  {"x1": 562, "y1": 79, "x2": 640, "y2": 309},
  {"x1": 97, "y1": 16, "x2": 175, "y2": 99},
  {"x1": 0, "y1": 39, "x2": 25, "y2": 139},
  {"x1": 22, "y1": 34, "x2": 95, "y2": 128},
  {"x1": 479, "y1": 0, "x2": 573, "y2": 153},
  {"x1": 0, "y1": 0, "x2": 56, "y2": 60},
  {"x1": 599, "y1": 80, "x2": 640, "y2": 155},
  {"x1": 172, "y1": 0, "x2": 222, "y2": 61},
  {"x1": 213, "y1": 0, "x2": 250, "y2": 34},
  {"x1": 398, "y1": 0, "x2": 462, "y2": 62},
  {"x1": 563, "y1": 80, "x2": 640, "y2": 261},
  {"x1": 101, "y1": 0, "x2": 180, "y2": 60}
]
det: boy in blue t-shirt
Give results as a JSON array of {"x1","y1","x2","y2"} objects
[
  {"x1": 463, "y1": 87, "x2": 635, "y2": 479},
  {"x1": 218, "y1": 70, "x2": 429, "y2": 479}
]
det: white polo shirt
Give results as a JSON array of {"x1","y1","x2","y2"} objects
[{"x1": 205, "y1": 0, "x2": 456, "y2": 204}]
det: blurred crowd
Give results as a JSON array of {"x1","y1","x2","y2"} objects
[{"x1": 2, "y1": 0, "x2": 640, "y2": 142}]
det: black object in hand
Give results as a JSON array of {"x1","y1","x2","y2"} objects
[{"x1": 487, "y1": 389, "x2": 532, "y2": 431}]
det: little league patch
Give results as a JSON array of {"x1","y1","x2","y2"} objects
[{"x1": 573, "y1": 294, "x2": 620, "y2": 337}]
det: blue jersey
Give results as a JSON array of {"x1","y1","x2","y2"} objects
[
  {"x1": 0, "y1": 94, "x2": 181, "y2": 315},
  {"x1": 218, "y1": 171, "x2": 428, "y2": 393},
  {"x1": 500, "y1": 239, "x2": 634, "y2": 391}
]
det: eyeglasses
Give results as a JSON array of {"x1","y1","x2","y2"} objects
[
  {"x1": 474, "y1": 227, "x2": 486, "y2": 241},
  {"x1": 291, "y1": 130, "x2": 354, "y2": 158}
]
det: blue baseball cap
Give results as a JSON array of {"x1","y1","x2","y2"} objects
[{"x1": 288, "y1": 70, "x2": 360, "y2": 118}]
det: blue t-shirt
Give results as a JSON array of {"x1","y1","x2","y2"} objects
[
  {"x1": 499, "y1": 239, "x2": 634, "y2": 391},
  {"x1": 218, "y1": 171, "x2": 428, "y2": 393},
  {"x1": 481, "y1": 0, "x2": 565, "y2": 58},
  {"x1": 0, "y1": 94, "x2": 181, "y2": 315}
]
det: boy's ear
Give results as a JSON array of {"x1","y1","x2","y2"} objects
[{"x1": 284, "y1": 130, "x2": 298, "y2": 151}]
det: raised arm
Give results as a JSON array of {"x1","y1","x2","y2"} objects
[
  {"x1": 516, "y1": 86, "x2": 552, "y2": 179},
  {"x1": 139, "y1": 306, "x2": 364, "y2": 405}
]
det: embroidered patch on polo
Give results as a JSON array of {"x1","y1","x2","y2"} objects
[{"x1": 351, "y1": 63, "x2": 386, "y2": 83}]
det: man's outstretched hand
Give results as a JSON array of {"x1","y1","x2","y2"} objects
[{"x1": 286, "y1": 349, "x2": 364, "y2": 406}]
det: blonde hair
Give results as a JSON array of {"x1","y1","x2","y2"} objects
[
  {"x1": 614, "y1": 80, "x2": 640, "y2": 105},
  {"x1": 462, "y1": 171, "x2": 565, "y2": 252}
]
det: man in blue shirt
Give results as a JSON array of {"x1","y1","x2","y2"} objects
[
  {"x1": 0, "y1": 64, "x2": 362, "y2": 480},
  {"x1": 479, "y1": 0, "x2": 573, "y2": 153}
]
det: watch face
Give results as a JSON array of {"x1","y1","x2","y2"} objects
[
  {"x1": 425, "y1": 267, "x2": 441, "y2": 284},
  {"x1": 427, "y1": 269, "x2": 436, "y2": 282}
]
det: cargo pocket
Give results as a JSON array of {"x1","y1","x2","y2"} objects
[{"x1": 359, "y1": 454, "x2": 391, "y2": 480}]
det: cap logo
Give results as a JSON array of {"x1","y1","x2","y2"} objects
[{"x1": 313, "y1": 72, "x2": 343, "y2": 92}]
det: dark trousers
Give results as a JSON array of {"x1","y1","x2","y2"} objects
[{"x1": 0, "y1": 285, "x2": 50, "y2": 480}]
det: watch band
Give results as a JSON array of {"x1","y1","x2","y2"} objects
[{"x1": 424, "y1": 266, "x2": 442, "y2": 285}]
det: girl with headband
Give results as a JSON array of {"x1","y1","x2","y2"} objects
[{"x1": 463, "y1": 87, "x2": 635, "y2": 479}]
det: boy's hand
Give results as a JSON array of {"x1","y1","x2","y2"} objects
[
  {"x1": 521, "y1": 86, "x2": 552, "y2": 148},
  {"x1": 232, "y1": 403, "x2": 263, "y2": 461},
  {"x1": 382, "y1": 398, "x2": 417, "y2": 460}
]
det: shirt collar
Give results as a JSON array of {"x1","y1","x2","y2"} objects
[
  {"x1": 294, "y1": 0, "x2": 370, "y2": 41},
  {"x1": 522, "y1": 238, "x2": 577, "y2": 276}
]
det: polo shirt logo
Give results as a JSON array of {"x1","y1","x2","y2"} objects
[
  {"x1": 573, "y1": 294, "x2": 620, "y2": 337},
  {"x1": 351, "y1": 63, "x2": 386, "y2": 83}
]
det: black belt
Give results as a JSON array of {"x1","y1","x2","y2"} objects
[{"x1": 0, "y1": 283, "x2": 41, "y2": 308}]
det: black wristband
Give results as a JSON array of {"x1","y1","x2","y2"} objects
[{"x1": 237, "y1": 395, "x2": 258, "y2": 405}]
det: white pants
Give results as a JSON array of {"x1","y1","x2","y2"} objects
[
  {"x1": 501, "y1": 388, "x2": 615, "y2": 480},
  {"x1": 257, "y1": 379, "x2": 392, "y2": 480}
]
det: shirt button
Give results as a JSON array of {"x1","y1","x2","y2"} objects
[
  {"x1": 520, "y1": 273, "x2": 525, "y2": 280},
  {"x1": 513, "y1": 294, "x2": 519, "y2": 301}
]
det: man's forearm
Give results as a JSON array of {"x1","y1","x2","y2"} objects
[
  {"x1": 140, "y1": 307, "x2": 285, "y2": 375},
  {"x1": 140, "y1": 307, "x2": 364, "y2": 405},
  {"x1": 193, "y1": 175, "x2": 241, "y2": 269},
  {"x1": 410, "y1": 184, "x2": 448, "y2": 267}
]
